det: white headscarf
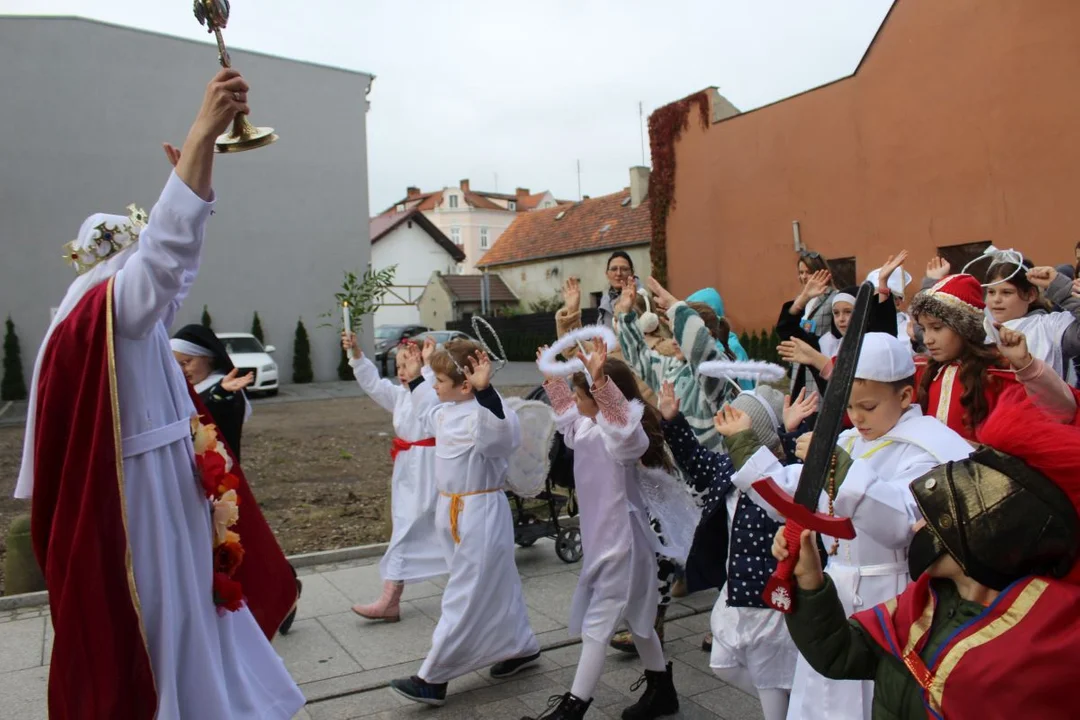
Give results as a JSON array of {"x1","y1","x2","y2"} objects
[{"x1": 15, "y1": 213, "x2": 137, "y2": 499}]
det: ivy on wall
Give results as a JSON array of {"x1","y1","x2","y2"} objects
[{"x1": 647, "y1": 91, "x2": 710, "y2": 285}]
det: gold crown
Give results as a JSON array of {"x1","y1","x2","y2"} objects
[{"x1": 64, "y1": 204, "x2": 149, "y2": 275}]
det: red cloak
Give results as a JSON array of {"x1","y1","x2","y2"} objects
[
  {"x1": 853, "y1": 573, "x2": 1080, "y2": 719},
  {"x1": 31, "y1": 278, "x2": 296, "y2": 719}
]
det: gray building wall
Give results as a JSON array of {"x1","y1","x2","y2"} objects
[{"x1": 0, "y1": 16, "x2": 374, "y2": 384}]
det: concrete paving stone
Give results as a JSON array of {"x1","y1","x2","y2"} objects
[
  {"x1": 298, "y1": 660, "x2": 422, "y2": 702},
  {"x1": 524, "y1": 606, "x2": 565, "y2": 635},
  {"x1": 599, "y1": 664, "x2": 647, "y2": 699},
  {"x1": 305, "y1": 687, "x2": 408, "y2": 719},
  {"x1": 674, "y1": 645, "x2": 717, "y2": 675},
  {"x1": 0, "y1": 617, "x2": 45, "y2": 673},
  {"x1": 405, "y1": 595, "x2": 443, "y2": 622},
  {"x1": 296, "y1": 574, "x2": 355, "y2": 621},
  {"x1": 521, "y1": 572, "x2": 581, "y2": 622},
  {"x1": 402, "y1": 580, "x2": 447, "y2": 602},
  {"x1": 665, "y1": 637, "x2": 705, "y2": 659},
  {"x1": 659, "y1": 618, "x2": 694, "y2": 643},
  {"x1": 678, "y1": 590, "x2": 721, "y2": 612},
  {"x1": 672, "y1": 698, "x2": 730, "y2": 720},
  {"x1": 320, "y1": 564, "x2": 387, "y2": 600},
  {"x1": 540, "y1": 643, "x2": 584, "y2": 669},
  {"x1": 518, "y1": 686, "x2": 571, "y2": 715},
  {"x1": 320, "y1": 610, "x2": 436, "y2": 669},
  {"x1": 541, "y1": 667, "x2": 632, "y2": 710},
  {"x1": 534, "y1": 626, "x2": 573, "y2": 649},
  {"x1": 274, "y1": 618, "x2": 362, "y2": 684},
  {"x1": 692, "y1": 685, "x2": 764, "y2": 720},
  {"x1": 292, "y1": 707, "x2": 313, "y2": 720},
  {"x1": 670, "y1": 657, "x2": 725, "y2": 697},
  {"x1": 43, "y1": 615, "x2": 53, "y2": 665},
  {"x1": 465, "y1": 672, "x2": 558, "y2": 705},
  {"x1": 372, "y1": 699, "x2": 481, "y2": 720},
  {"x1": 0, "y1": 665, "x2": 49, "y2": 720},
  {"x1": 474, "y1": 696, "x2": 534, "y2": 718}
]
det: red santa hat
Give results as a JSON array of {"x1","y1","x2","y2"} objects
[{"x1": 909, "y1": 274, "x2": 986, "y2": 343}]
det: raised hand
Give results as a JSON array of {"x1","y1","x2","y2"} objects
[
  {"x1": 878, "y1": 250, "x2": 909, "y2": 288},
  {"x1": 578, "y1": 341, "x2": 608, "y2": 385},
  {"x1": 563, "y1": 276, "x2": 581, "y2": 313},
  {"x1": 772, "y1": 527, "x2": 825, "y2": 591},
  {"x1": 794, "y1": 432, "x2": 813, "y2": 461},
  {"x1": 341, "y1": 330, "x2": 361, "y2": 359},
  {"x1": 400, "y1": 343, "x2": 423, "y2": 381},
  {"x1": 782, "y1": 389, "x2": 819, "y2": 432},
  {"x1": 926, "y1": 256, "x2": 951, "y2": 281},
  {"x1": 421, "y1": 336, "x2": 437, "y2": 365},
  {"x1": 1026, "y1": 266, "x2": 1058, "y2": 290},
  {"x1": 221, "y1": 368, "x2": 255, "y2": 393},
  {"x1": 646, "y1": 276, "x2": 679, "y2": 314},
  {"x1": 801, "y1": 270, "x2": 832, "y2": 300},
  {"x1": 463, "y1": 350, "x2": 493, "y2": 391},
  {"x1": 778, "y1": 338, "x2": 829, "y2": 370},
  {"x1": 714, "y1": 404, "x2": 752, "y2": 437},
  {"x1": 658, "y1": 381, "x2": 681, "y2": 421},
  {"x1": 996, "y1": 324, "x2": 1033, "y2": 370},
  {"x1": 614, "y1": 283, "x2": 636, "y2": 314}
]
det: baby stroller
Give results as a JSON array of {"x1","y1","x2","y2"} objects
[{"x1": 503, "y1": 387, "x2": 583, "y2": 564}]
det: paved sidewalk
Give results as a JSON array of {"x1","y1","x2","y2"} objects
[{"x1": 0, "y1": 539, "x2": 762, "y2": 719}]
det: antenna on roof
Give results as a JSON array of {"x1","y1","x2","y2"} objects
[
  {"x1": 639, "y1": 101, "x2": 646, "y2": 166},
  {"x1": 577, "y1": 159, "x2": 582, "y2": 201}
]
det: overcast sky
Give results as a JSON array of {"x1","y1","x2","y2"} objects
[{"x1": 4, "y1": 0, "x2": 893, "y2": 212}]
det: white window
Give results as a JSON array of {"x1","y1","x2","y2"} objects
[
  {"x1": 451, "y1": 226, "x2": 461, "y2": 244},
  {"x1": 508, "y1": 200, "x2": 516, "y2": 211},
  {"x1": 480, "y1": 227, "x2": 489, "y2": 249},
  {"x1": 448, "y1": 194, "x2": 459, "y2": 209}
]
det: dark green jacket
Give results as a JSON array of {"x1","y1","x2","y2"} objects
[{"x1": 787, "y1": 576, "x2": 987, "y2": 720}]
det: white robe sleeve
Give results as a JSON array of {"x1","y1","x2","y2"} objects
[
  {"x1": 411, "y1": 377, "x2": 442, "y2": 435},
  {"x1": 473, "y1": 392, "x2": 522, "y2": 459},
  {"x1": 731, "y1": 446, "x2": 803, "y2": 522},
  {"x1": 554, "y1": 408, "x2": 584, "y2": 449},
  {"x1": 113, "y1": 172, "x2": 215, "y2": 339},
  {"x1": 350, "y1": 354, "x2": 404, "y2": 413},
  {"x1": 832, "y1": 456, "x2": 928, "y2": 550}
]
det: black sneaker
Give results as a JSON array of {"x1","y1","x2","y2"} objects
[
  {"x1": 390, "y1": 675, "x2": 448, "y2": 706},
  {"x1": 490, "y1": 651, "x2": 542, "y2": 679}
]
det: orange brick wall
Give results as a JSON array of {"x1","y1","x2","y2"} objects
[{"x1": 663, "y1": 0, "x2": 1080, "y2": 333}]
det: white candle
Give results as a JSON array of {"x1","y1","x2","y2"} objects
[{"x1": 342, "y1": 301, "x2": 352, "y2": 337}]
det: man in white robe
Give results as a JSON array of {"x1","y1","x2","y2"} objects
[{"x1": 17, "y1": 68, "x2": 304, "y2": 720}]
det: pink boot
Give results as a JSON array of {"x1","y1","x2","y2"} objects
[{"x1": 352, "y1": 580, "x2": 404, "y2": 622}]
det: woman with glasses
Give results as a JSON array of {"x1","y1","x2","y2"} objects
[{"x1": 597, "y1": 251, "x2": 643, "y2": 329}]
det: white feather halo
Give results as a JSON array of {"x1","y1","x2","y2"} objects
[
  {"x1": 537, "y1": 324, "x2": 618, "y2": 378},
  {"x1": 697, "y1": 359, "x2": 786, "y2": 383}
]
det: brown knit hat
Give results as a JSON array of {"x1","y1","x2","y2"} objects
[{"x1": 909, "y1": 274, "x2": 987, "y2": 343}]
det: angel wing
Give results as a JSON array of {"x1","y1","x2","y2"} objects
[{"x1": 504, "y1": 398, "x2": 555, "y2": 498}]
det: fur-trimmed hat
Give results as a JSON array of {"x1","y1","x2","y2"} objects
[{"x1": 909, "y1": 274, "x2": 986, "y2": 343}]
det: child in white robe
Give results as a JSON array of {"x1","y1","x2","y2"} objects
[
  {"x1": 390, "y1": 340, "x2": 540, "y2": 706},
  {"x1": 716, "y1": 333, "x2": 973, "y2": 720},
  {"x1": 343, "y1": 334, "x2": 446, "y2": 622},
  {"x1": 529, "y1": 344, "x2": 690, "y2": 720}
]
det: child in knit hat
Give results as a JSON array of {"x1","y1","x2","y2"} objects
[
  {"x1": 656, "y1": 381, "x2": 818, "y2": 720},
  {"x1": 911, "y1": 274, "x2": 1080, "y2": 439}
]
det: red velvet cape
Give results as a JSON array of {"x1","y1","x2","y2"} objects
[
  {"x1": 31, "y1": 279, "x2": 296, "y2": 719},
  {"x1": 853, "y1": 573, "x2": 1080, "y2": 719}
]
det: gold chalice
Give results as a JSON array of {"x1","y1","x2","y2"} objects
[{"x1": 194, "y1": 0, "x2": 278, "y2": 153}]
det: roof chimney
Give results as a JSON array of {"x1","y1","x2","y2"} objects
[
  {"x1": 407, "y1": 186, "x2": 421, "y2": 199},
  {"x1": 460, "y1": 179, "x2": 470, "y2": 192},
  {"x1": 629, "y1": 166, "x2": 650, "y2": 208},
  {"x1": 515, "y1": 187, "x2": 530, "y2": 201}
]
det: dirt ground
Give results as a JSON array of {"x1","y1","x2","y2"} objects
[{"x1": 0, "y1": 387, "x2": 534, "y2": 595}]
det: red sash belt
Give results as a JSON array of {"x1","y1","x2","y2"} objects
[{"x1": 391, "y1": 436, "x2": 436, "y2": 461}]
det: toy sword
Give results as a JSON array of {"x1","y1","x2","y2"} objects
[{"x1": 753, "y1": 281, "x2": 876, "y2": 613}]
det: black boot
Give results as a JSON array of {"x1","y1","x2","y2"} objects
[
  {"x1": 521, "y1": 692, "x2": 592, "y2": 719},
  {"x1": 621, "y1": 662, "x2": 678, "y2": 720}
]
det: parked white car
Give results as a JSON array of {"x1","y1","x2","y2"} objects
[{"x1": 218, "y1": 332, "x2": 279, "y2": 396}]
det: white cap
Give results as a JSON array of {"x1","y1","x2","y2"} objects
[
  {"x1": 866, "y1": 267, "x2": 912, "y2": 299},
  {"x1": 855, "y1": 332, "x2": 916, "y2": 383}
]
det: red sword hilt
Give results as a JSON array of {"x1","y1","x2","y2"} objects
[{"x1": 753, "y1": 476, "x2": 856, "y2": 614}]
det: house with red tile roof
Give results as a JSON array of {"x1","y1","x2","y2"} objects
[
  {"x1": 376, "y1": 180, "x2": 570, "y2": 273},
  {"x1": 476, "y1": 168, "x2": 653, "y2": 310}
]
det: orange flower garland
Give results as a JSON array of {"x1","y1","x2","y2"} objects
[{"x1": 192, "y1": 417, "x2": 245, "y2": 612}]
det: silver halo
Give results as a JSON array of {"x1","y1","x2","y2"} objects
[
  {"x1": 960, "y1": 247, "x2": 1025, "y2": 288},
  {"x1": 471, "y1": 316, "x2": 507, "y2": 373}
]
